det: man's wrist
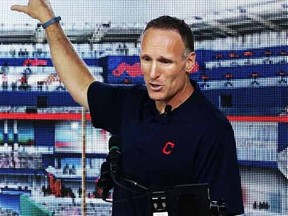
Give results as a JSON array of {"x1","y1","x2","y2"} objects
[{"x1": 42, "y1": 16, "x2": 61, "y2": 29}]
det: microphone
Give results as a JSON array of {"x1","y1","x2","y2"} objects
[
  {"x1": 108, "y1": 135, "x2": 122, "y2": 179},
  {"x1": 107, "y1": 135, "x2": 149, "y2": 192},
  {"x1": 164, "y1": 105, "x2": 172, "y2": 117},
  {"x1": 97, "y1": 161, "x2": 113, "y2": 201}
]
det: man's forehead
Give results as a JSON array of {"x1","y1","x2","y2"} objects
[
  {"x1": 142, "y1": 27, "x2": 180, "y2": 38},
  {"x1": 141, "y1": 28, "x2": 184, "y2": 47}
]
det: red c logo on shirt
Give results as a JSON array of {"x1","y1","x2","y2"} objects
[{"x1": 162, "y1": 141, "x2": 175, "y2": 155}]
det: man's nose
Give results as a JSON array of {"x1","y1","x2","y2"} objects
[{"x1": 149, "y1": 62, "x2": 160, "y2": 79}]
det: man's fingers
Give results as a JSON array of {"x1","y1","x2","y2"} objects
[{"x1": 11, "y1": 5, "x2": 28, "y2": 14}]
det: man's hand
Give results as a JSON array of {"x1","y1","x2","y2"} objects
[{"x1": 11, "y1": 0, "x2": 55, "y2": 23}]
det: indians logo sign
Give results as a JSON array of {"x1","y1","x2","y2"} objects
[{"x1": 112, "y1": 61, "x2": 199, "y2": 78}]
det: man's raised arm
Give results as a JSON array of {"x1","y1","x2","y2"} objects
[{"x1": 11, "y1": 0, "x2": 95, "y2": 109}]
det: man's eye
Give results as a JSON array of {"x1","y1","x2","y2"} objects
[
  {"x1": 161, "y1": 59, "x2": 171, "y2": 64},
  {"x1": 142, "y1": 56, "x2": 150, "y2": 61}
]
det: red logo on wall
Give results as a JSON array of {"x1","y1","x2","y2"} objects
[
  {"x1": 162, "y1": 141, "x2": 175, "y2": 155},
  {"x1": 112, "y1": 62, "x2": 142, "y2": 77},
  {"x1": 23, "y1": 58, "x2": 48, "y2": 66},
  {"x1": 190, "y1": 61, "x2": 199, "y2": 73}
]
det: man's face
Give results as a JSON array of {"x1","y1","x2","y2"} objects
[{"x1": 140, "y1": 28, "x2": 195, "y2": 108}]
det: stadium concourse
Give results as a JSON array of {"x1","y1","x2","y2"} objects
[{"x1": 0, "y1": 0, "x2": 287, "y2": 215}]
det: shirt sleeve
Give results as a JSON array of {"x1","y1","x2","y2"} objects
[{"x1": 87, "y1": 81, "x2": 126, "y2": 133}]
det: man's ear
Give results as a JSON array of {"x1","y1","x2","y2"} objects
[{"x1": 185, "y1": 52, "x2": 196, "y2": 73}]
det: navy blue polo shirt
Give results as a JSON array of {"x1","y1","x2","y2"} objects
[{"x1": 88, "y1": 81, "x2": 244, "y2": 216}]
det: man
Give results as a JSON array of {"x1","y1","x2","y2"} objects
[{"x1": 12, "y1": 1, "x2": 244, "y2": 215}]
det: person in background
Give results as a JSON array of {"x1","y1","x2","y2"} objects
[
  {"x1": 2, "y1": 72, "x2": 8, "y2": 90},
  {"x1": 11, "y1": 1, "x2": 244, "y2": 215}
]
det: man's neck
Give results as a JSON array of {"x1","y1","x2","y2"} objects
[{"x1": 156, "y1": 82, "x2": 194, "y2": 114}]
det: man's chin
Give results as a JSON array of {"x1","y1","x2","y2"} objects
[{"x1": 148, "y1": 93, "x2": 165, "y2": 102}]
